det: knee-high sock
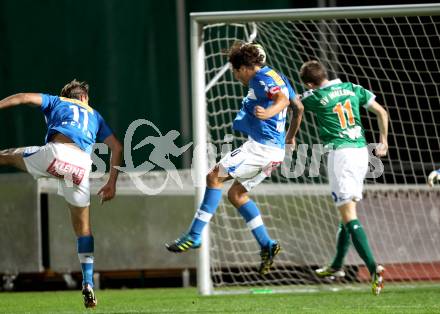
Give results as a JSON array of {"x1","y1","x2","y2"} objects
[
  {"x1": 78, "y1": 235, "x2": 94, "y2": 287},
  {"x1": 238, "y1": 200, "x2": 272, "y2": 248},
  {"x1": 346, "y1": 219, "x2": 377, "y2": 275},
  {"x1": 188, "y1": 187, "x2": 222, "y2": 239},
  {"x1": 330, "y1": 222, "x2": 351, "y2": 270}
]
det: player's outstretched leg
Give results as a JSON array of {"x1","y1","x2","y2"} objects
[
  {"x1": 238, "y1": 200, "x2": 281, "y2": 275},
  {"x1": 166, "y1": 187, "x2": 221, "y2": 252},
  {"x1": 166, "y1": 168, "x2": 225, "y2": 253},
  {"x1": 340, "y1": 202, "x2": 384, "y2": 294},
  {"x1": 315, "y1": 222, "x2": 350, "y2": 279},
  {"x1": 346, "y1": 219, "x2": 378, "y2": 278},
  {"x1": 229, "y1": 182, "x2": 280, "y2": 276}
]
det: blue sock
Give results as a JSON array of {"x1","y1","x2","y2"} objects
[
  {"x1": 188, "y1": 187, "x2": 222, "y2": 239},
  {"x1": 238, "y1": 200, "x2": 272, "y2": 248},
  {"x1": 77, "y1": 235, "x2": 94, "y2": 287}
]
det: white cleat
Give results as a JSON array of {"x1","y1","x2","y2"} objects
[
  {"x1": 315, "y1": 266, "x2": 346, "y2": 279},
  {"x1": 372, "y1": 265, "x2": 385, "y2": 296}
]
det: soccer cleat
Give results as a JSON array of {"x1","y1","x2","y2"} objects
[
  {"x1": 258, "y1": 241, "x2": 281, "y2": 276},
  {"x1": 165, "y1": 233, "x2": 201, "y2": 253},
  {"x1": 82, "y1": 284, "x2": 97, "y2": 308},
  {"x1": 372, "y1": 264, "x2": 385, "y2": 296},
  {"x1": 315, "y1": 266, "x2": 346, "y2": 278}
]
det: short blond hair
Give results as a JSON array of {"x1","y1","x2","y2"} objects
[{"x1": 60, "y1": 79, "x2": 89, "y2": 100}]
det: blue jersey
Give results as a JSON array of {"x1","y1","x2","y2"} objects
[
  {"x1": 232, "y1": 66, "x2": 296, "y2": 148},
  {"x1": 40, "y1": 94, "x2": 113, "y2": 154}
]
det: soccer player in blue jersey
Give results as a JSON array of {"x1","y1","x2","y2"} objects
[
  {"x1": 166, "y1": 42, "x2": 303, "y2": 275},
  {"x1": 0, "y1": 80, "x2": 122, "y2": 308}
]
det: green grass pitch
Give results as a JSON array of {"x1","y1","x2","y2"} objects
[{"x1": 0, "y1": 285, "x2": 439, "y2": 314}]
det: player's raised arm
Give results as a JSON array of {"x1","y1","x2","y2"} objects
[
  {"x1": 367, "y1": 100, "x2": 389, "y2": 157},
  {"x1": 0, "y1": 93, "x2": 42, "y2": 109},
  {"x1": 285, "y1": 96, "x2": 304, "y2": 149},
  {"x1": 254, "y1": 91, "x2": 289, "y2": 120},
  {"x1": 97, "y1": 134, "x2": 123, "y2": 203}
]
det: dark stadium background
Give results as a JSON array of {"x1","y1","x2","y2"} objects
[{"x1": 0, "y1": 0, "x2": 438, "y2": 174}]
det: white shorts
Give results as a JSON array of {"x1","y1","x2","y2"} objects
[
  {"x1": 218, "y1": 139, "x2": 285, "y2": 191},
  {"x1": 23, "y1": 142, "x2": 92, "y2": 207},
  {"x1": 327, "y1": 146, "x2": 369, "y2": 207}
]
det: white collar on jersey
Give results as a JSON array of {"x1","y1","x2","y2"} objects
[{"x1": 320, "y1": 78, "x2": 342, "y2": 89}]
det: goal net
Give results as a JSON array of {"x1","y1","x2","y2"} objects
[{"x1": 191, "y1": 4, "x2": 440, "y2": 294}]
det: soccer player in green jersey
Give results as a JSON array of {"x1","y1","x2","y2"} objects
[{"x1": 291, "y1": 60, "x2": 389, "y2": 295}]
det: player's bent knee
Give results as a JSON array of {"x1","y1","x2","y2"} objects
[
  {"x1": 227, "y1": 187, "x2": 248, "y2": 208},
  {"x1": 0, "y1": 154, "x2": 11, "y2": 166},
  {"x1": 337, "y1": 201, "x2": 358, "y2": 223},
  {"x1": 0, "y1": 148, "x2": 27, "y2": 171},
  {"x1": 227, "y1": 191, "x2": 238, "y2": 206}
]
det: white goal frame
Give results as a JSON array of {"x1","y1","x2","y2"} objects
[{"x1": 190, "y1": 3, "x2": 440, "y2": 295}]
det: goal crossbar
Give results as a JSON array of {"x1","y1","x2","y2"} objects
[{"x1": 191, "y1": 3, "x2": 440, "y2": 23}]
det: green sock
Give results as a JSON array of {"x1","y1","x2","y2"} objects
[
  {"x1": 330, "y1": 222, "x2": 350, "y2": 270},
  {"x1": 346, "y1": 219, "x2": 377, "y2": 275}
]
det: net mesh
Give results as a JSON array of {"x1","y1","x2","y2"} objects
[{"x1": 201, "y1": 13, "x2": 440, "y2": 289}]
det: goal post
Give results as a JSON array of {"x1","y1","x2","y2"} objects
[
  {"x1": 191, "y1": 18, "x2": 213, "y2": 295},
  {"x1": 190, "y1": 4, "x2": 440, "y2": 295}
]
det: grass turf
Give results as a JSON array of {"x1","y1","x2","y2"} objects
[{"x1": 0, "y1": 284, "x2": 439, "y2": 314}]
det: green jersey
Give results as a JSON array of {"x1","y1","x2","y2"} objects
[{"x1": 301, "y1": 79, "x2": 375, "y2": 149}]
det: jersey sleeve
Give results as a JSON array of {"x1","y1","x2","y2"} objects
[
  {"x1": 252, "y1": 76, "x2": 280, "y2": 101},
  {"x1": 300, "y1": 91, "x2": 317, "y2": 113},
  {"x1": 353, "y1": 84, "x2": 376, "y2": 108},
  {"x1": 40, "y1": 94, "x2": 60, "y2": 113},
  {"x1": 96, "y1": 112, "x2": 113, "y2": 142},
  {"x1": 281, "y1": 74, "x2": 297, "y2": 100}
]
